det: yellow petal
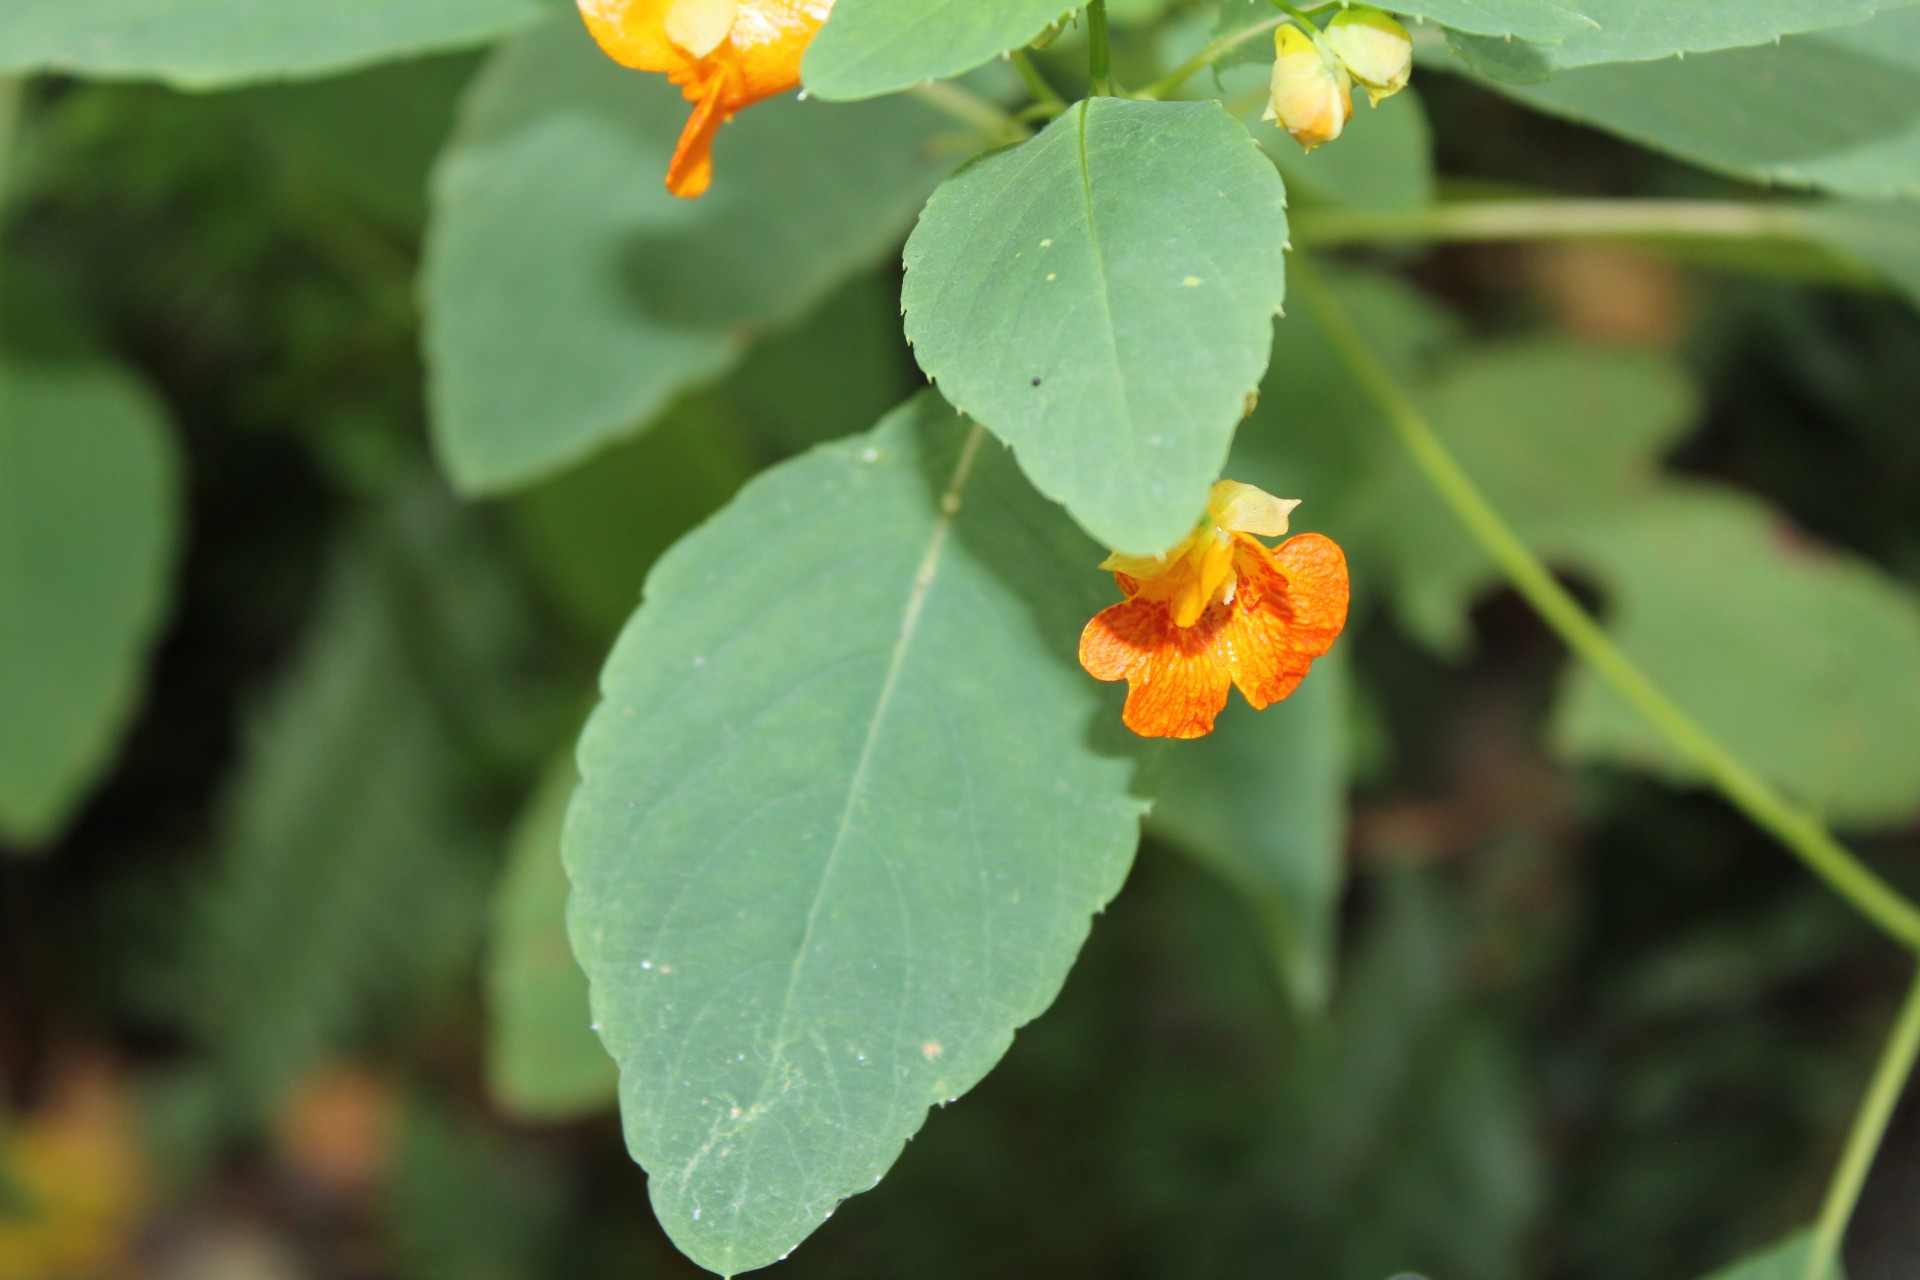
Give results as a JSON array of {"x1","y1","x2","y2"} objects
[
  {"x1": 1169, "y1": 535, "x2": 1234, "y2": 628},
  {"x1": 664, "y1": 0, "x2": 739, "y2": 57},
  {"x1": 1101, "y1": 526, "x2": 1205, "y2": 581},
  {"x1": 1207, "y1": 480, "x2": 1300, "y2": 537}
]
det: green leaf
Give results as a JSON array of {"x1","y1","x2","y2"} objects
[
  {"x1": 1371, "y1": 342, "x2": 1920, "y2": 827},
  {"x1": 903, "y1": 97, "x2": 1289, "y2": 555},
  {"x1": 1151, "y1": 647, "x2": 1350, "y2": 1012},
  {"x1": 565, "y1": 394, "x2": 1149, "y2": 1273},
  {"x1": 1697, "y1": 1234, "x2": 1844, "y2": 1280},
  {"x1": 803, "y1": 0, "x2": 1076, "y2": 101},
  {"x1": 239, "y1": 55, "x2": 477, "y2": 232},
  {"x1": 1483, "y1": 10, "x2": 1920, "y2": 198},
  {"x1": 1553, "y1": 488, "x2": 1920, "y2": 827},
  {"x1": 0, "y1": 0, "x2": 549, "y2": 88},
  {"x1": 1442, "y1": 30, "x2": 1558, "y2": 83},
  {"x1": 0, "y1": 288, "x2": 179, "y2": 848},
  {"x1": 385, "y1": 1099, "x2": 567, "y2": 1280},
  {"x1": 1242, "y1": 870, "x2": 1542, "y2": 1280},
  {"x1": 425, "y1": 18, "x2": 955, "y2": 495},
  {"x1": 1457, "y1": 0, "x2": 1920, "y2": 72},
  {"x1": 1392, "y1": 0, "x2": 1596, "y2": 41},
  {"x1": 488, "y1": 758, "x2": 619, "y2": 1121},
  {"x1": 187, "y1": 525, "x2": 493, "y2": 1113},
  {"x1": 1794, "y1": 200, "x2": 1920, "y2": 307}
]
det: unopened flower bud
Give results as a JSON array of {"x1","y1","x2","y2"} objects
[
  {"x1": 1263, "y1": 23, "x2": 1353, "y2": 152},
  {"x1": 1322, "y1": 6, "x2": 1413, "y2": 106}
]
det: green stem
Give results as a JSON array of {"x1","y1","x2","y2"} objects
[
  {"x1": 1139, "y1": 16, "x2": 1284, "y2": 99},
  {"x1": 1292, "y1": 198, "x2": 1813, "y2": 247},
  {"x1": 1087, "y1": 0, "x2": 1114, "y2": 96},
  {"x1": 1802, "y1": 968, "x2": 1920, "y2": 1280},
  {"x1": 1009, "y1": 48, "x2": 1066, "y2": 110},
  {"x1": 909, "y1": 81, "x2": 1028, "y2": 143},
  {"x1": 1291, "y1": 256, "x2": 1920, "y2": 953},
  {"x1": 1272, "y1": 0, "x2": 1324, "y2": 28}
]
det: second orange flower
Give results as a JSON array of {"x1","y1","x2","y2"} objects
[{"x1": 577, "y1": 0, "x2": 834, "y2": 198}]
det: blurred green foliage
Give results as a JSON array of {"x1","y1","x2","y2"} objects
[{"x1": 2, "y1": 5, "x2": 1919, "y2": 1280}]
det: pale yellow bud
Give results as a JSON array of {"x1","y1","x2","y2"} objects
[
  {"x1": 1322, "y1": 6, "x2": 1413, "y2": 106},
  {"x1": 664, "y1": 0, "x2": 739, "y2": 57},
  {"x1": 1262, "y1": 23, "x2": 1354, "y2": 152}
]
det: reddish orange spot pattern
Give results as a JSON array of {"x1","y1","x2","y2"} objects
[
  {"x1": 1080, "y1": 531, "x2": 1350, "y2": 740},
  {"x1": 576, "y1": 0, "x2": 833, "y2": 197}
]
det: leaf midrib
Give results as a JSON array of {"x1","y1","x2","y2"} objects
[
  {"x1": 709, "y1": 425, "x2": 989, "y2": 1230},
  {"x1": 1074, "y1": 98, "x2": 1145, "y2": 519}
]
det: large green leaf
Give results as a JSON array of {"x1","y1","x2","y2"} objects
[
  {"x1": 1393, "y1": 0, "x2": 1595, "y2": 40},
  {"x1": 803, "y1": 0, "x2": 1075, "y2": 100},
  {"x1": 1151, "y1": 647, "x2": 1350, "y2": 1013},
  {"x1": 1697, "y1": 1234, "x2": 1844, "y2": 1280},
  {"x1": 425, "y1": 18, "x2": 953, "y2": 495},
  {"x1": 903, "y1": 97, "x2": 1289, "y2": 555},
  {"x1": 1447, "y1": 0, "x2": 1920, "y2": 74},
  {"x1": 487, "y1": 757, "x2": 619, "y2": 1121},
  {"x1": 1485, "y1": 10, "x2": 1920, "y2": 197},
  {"x1": 0, "y1": 0, "x2": 549, "y2": 88},
  {"x1": 0, "y1": 291, "x2": 178, "y2": 848},
  {"x1": 565, "y1": 395, "x2": 1149, "y2": 1273},
  {"x1": 1370, "y1": 342, "x2": 1920, "y2": 827}
]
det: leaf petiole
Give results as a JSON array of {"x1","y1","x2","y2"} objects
[
  {"x1": 909, "y1": 81, "x2": 1030, "y2": 144},
  {"x1": 1086, "y1": 0, "x2": 1115, "y2": 96},
  {"x1": 1139, "y1": 16, "x2": 1284, "y2": 99},
  {"x1": 1269, "y1": 0, "x2": 1332, "y2": 27},
  {"x1": 1009, "y1": 48, "x2": 1066, "y2": 110}
]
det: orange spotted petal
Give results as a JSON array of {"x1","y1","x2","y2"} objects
[
  {"x1": 1221, "y1": 532, "x2": 1350, "y2": 710},
  {"x1": 1079, "y1": 598, "x2": 1234, "y2": 740},
  {"x1": 578, "y1": 0, "x2": 687, "y2": 72}
]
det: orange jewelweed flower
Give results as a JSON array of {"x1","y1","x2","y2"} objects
[
  {"x1": 576, "y1": 0, "x2": 834, "y2": 198},
  {"x1": 1079, "y1": 481, "x2": 1350, "y2": 740}
]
